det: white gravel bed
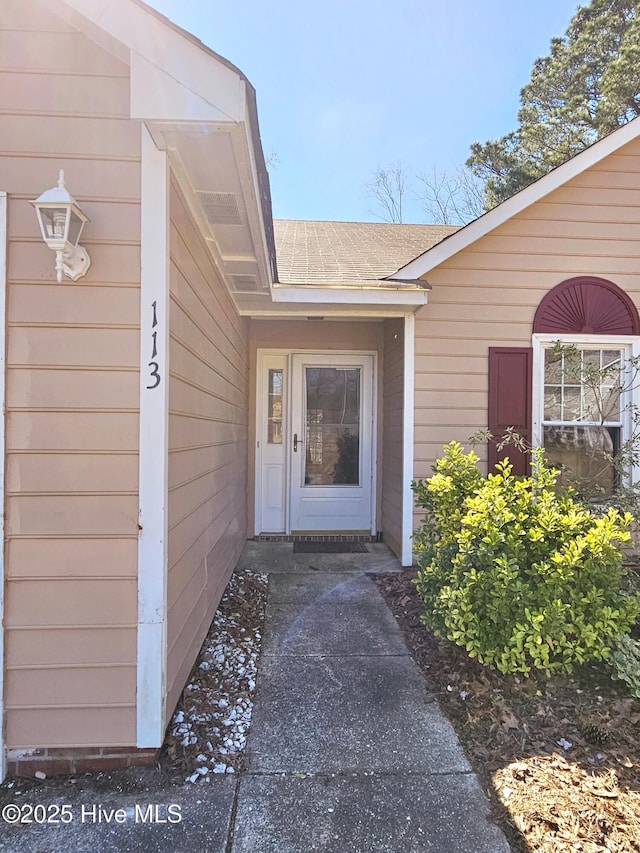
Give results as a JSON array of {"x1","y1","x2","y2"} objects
[{"x1": 164, "y1": 569, "x2": 268, "y2": 783}]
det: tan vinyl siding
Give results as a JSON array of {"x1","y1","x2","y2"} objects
[
  {"x1": 381, "y1": 319, "x2": 403, "y2": 556},
  {"x1": 1, "y1": 0, "x2": 140, "y2": 748},
  {"x1": 414, "y1": 136, "x2": 640, "y2": 504},
  {"x1": 166, "y1": 178, "x2": 250, "y2": 719}
]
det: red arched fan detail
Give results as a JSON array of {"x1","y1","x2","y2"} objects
[{"x1": 533, "y1": 276, "x2": 640, "y2": 335}]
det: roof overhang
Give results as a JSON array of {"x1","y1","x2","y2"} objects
[
  {"x1": 46, "y1": 0, "x2": 277, "y2": 310},
  {"x1": 392, "y1": 113, "x2": 640, "y2": 280},
  {"x1": 236, "y1": 281, "x2": 429, "y2": 317}
]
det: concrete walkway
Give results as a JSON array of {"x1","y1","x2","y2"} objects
[
  {"x1": 0, "y1": 541, "x2": 510, "y2": 853},
  {"x1": 230, "y1": 541, "x2": 510, "y2": 852}
]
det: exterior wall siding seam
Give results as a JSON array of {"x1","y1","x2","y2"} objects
[
  {"x1": 6, "y1": 701, "x2": 136, "y2": 709},
  {"x1": 8, "y1": 193, "x2": 141, "y2": 206},
  {"x1": 169, "y1": 333, "x2": 249, "y2": 385},
  {"x1": 169, "y1": 404, "x2": 247, "y2": 420},
  {"x1": 167, "y1": 481, "x2": 246, "y2": 534},
  {"x1": 6, "y1": 534, "x2": 139, "y2": 540},
  {"x1": 0, "y1": 109, "x2": 132, "y2": 120},
  {"x1": 0, "y1": 67, "x2": 129, "y2": 80},
  {"x1": 168, "y1": 461, "x2": 246, "y2": 492},
  {"x1": 6, "y1": 664, "x2": 136, "y2": 671},
  {"x1": 168, "y1": 370, "x2": 248, "y2": 402},
  {"x1": 169, "y1": 287, "x2": 248, "y2": 361},
  {"x1": 165, "y1": 591, "x2": 208, "y2": 657},
  {"x1": 7, "y1": 575, "x2": 135, "y2": 581},
  {"x1": 170, "y1": 288, "x2": 249, "y2": 343},
  {"x1": 8, "y1": 625, "x2": 137, "y2": 631},
  {"x1": 0, "y1": 152, "x2": 141, "y2": 164},
  {"x1": 7, "y1": 366, "x2": 140, "y2": 373}
]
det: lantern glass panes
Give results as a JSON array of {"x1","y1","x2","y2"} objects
[{"x1": 30, "y1": 171, "x2": 91, "y2": 282}]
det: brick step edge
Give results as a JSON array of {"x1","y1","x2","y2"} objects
[{"x1": 7, "y1": 746, "x2": 159, "y2": 778}]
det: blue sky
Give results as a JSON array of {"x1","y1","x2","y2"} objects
[{"x1": 145, "y1": 0, "x2": 580, "y2": 222}]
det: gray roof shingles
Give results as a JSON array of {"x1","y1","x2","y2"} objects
[{"x1": 273, "y1": 220, "x2": 459, "y2": 285}]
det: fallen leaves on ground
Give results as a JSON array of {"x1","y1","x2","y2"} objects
[{"x1": 374, "y1": 570, "x2": 640, "y2": 852}]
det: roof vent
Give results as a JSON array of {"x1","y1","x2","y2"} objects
[
  {"x1": 196, "y1": 191, "x2": 243, "y2": 226},
  {"x1": 230, "y1": 274, "x2": 260, "y2": 293}
]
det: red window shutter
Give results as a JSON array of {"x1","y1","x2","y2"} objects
[{"x1": 488, "y1": 347, "x2": 533, "y2": 476}]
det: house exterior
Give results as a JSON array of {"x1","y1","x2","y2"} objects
[{"x1": 1, "y1": 0, "x2": 640, "y2": 777}]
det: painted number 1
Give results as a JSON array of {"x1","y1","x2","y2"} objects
[{"x1": 146, "y1": 299, "x2": 161, "y2": 389}]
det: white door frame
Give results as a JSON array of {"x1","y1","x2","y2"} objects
[{"x1": 255, "y1": 348, "x2": 377, "y2": 535}]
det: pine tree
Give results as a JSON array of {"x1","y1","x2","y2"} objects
[{"x1": 468, "y1": 0, "x2": 640, "y2": 208}]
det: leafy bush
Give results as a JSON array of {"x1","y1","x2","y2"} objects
[
  {"x1": 413, "y1": 442, "x2": 640, "y2": 676},
  {"x1": 608, "y1": 634, "x2": 640, "y2": 698}
]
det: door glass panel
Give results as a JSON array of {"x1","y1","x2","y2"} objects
[
  {"x1": 304, "y1": 367, "x2": 360, "y2": 486},
  {"x1": 267, "y1": 369, "x2": 283, "y2": 444}
]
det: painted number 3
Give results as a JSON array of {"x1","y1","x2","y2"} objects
[{"x1": 146, "y1": 300, "x2": 161, "y2": 389}]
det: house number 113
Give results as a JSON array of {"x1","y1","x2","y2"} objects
[{"x1": 146, "y1": 300, "x2": 161, "y2": 389}]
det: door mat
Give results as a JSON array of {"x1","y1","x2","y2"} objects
[{"x1": 293, "y1": 542, "x2": 368, "y2": 554}]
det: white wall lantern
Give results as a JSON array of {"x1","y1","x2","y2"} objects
[{"x1": 30, "y1": 170, "x2": 91, "y2": 282}]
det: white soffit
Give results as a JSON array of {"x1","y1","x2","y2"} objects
[{"x1": 394, "y1": 114, "x2": 640, "y2": 280}]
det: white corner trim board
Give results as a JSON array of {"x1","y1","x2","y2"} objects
[
  {"x1": 401, "y1": 313, "x2": 415, "y2": 567},
  {"x1": 0, "y1": 192, "x2": 7, "y2": 780},
  {"x1": 137, "y1": 127, "x2": 170, "y2": 747}
]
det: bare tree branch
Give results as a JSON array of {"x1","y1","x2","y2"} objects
[
  {"x1": 416, "y1": 165, "x2": 486, "y2": 225},
  {"x1": 265, "y1": 150, "x2": 280, "y2": 169},
  {"x1": 365, "y1": 162, "x2": 408, "y2": 223}
]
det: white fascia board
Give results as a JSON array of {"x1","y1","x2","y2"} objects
[
  {"x1": 394, "y1": 114, "x2": 640, "y2": 280},
  {"x1": 242, "y1": 308, "x2": 412, "y2": 318},
  {"x1": 60, "y1": 0, "x2": 245, "y2": 123},
  {"x1": 271, "y1": 285, "x2": 429, "y2": 306},
  {"x1": 236, "y1": 118, "x2": 274, "y2": 288}
]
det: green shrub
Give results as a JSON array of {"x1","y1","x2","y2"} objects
[
  {"x1": 412, "y1": 439, "x2": 483, "y2": 551},
  {"x1": 413, "y1": 442, "x2": 640, "y2": 676},
  {"x1": 608, "y1": 634, "x2": 640, "y2": 697}
]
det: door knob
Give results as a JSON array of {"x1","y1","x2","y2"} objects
[{"x1": 293, "y1": 433, "x2": 303, "y2": 452}]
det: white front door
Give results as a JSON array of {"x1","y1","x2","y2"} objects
[{"x1": 289, "y1": 353, "x2": 374, "y2": 532}]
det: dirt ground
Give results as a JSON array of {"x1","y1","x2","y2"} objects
[{"x1": 374, "y1": 570, "x2": 640, "y2": 853}]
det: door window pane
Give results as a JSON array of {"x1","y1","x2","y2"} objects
[
  {"x1": 268, "y1": 369, "x2": 283, "y2": 444},
  {"x1": 304, "y1": 367, "x2": 360, "y2": 485}
]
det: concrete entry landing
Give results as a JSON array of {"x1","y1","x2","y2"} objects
[{"x1": 231, "y1": 540, "x2": 509, "y2": 852}]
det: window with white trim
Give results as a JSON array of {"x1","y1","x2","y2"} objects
[{"x1": 540, "y1": 342, "x2": 628, "y2": 496}]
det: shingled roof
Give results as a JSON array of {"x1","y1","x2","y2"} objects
[{"x1": 273, "y1": 220, "x2": 459, "y2": 285}]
